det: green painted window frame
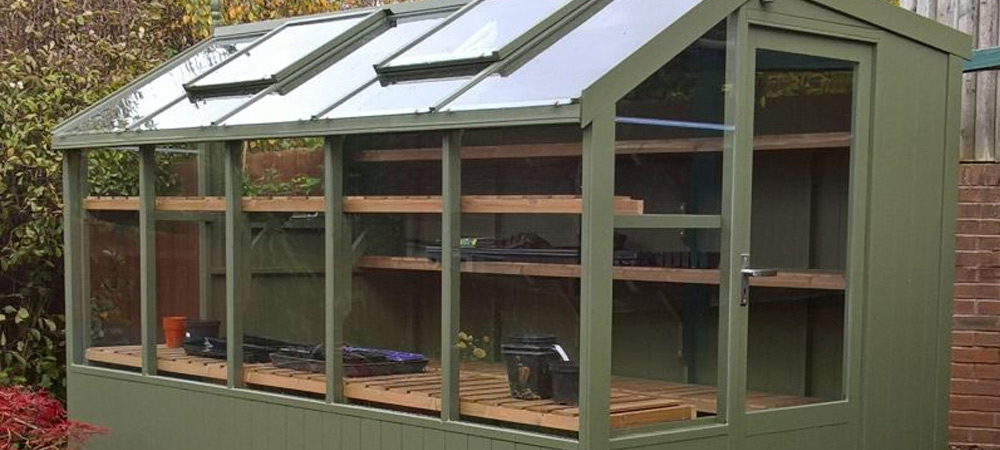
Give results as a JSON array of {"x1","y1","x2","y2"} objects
[{"x1": 732, "y1": 25, "x2": 874, "y2": 438}]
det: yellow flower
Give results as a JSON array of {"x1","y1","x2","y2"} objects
[
  {"x1": 456, "y1": 341, "x2": 468, "y2": 349},
  {"x1": 482, "y1": 336, "x2": 490, "y2": 343},
  {"x1": 472, "y1": 348, "x2": 487, "y2": 359},
  {"x1": 457, "y1": 331, "x2": 469, "y2": 341}
]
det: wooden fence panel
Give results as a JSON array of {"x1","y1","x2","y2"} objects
[{"x1": 901, "y1": 0, "x2": 997, "y2": 161}]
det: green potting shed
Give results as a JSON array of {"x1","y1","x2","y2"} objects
[{"x1": 53, "y1": 0, "x2": 970, "y2": 448}]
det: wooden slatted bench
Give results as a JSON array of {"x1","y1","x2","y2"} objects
[{"x1": 84, "y1": 345, "x2": 820, "y2": 429}]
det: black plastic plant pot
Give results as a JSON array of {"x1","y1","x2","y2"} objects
[
  {"x1": 549, "y1": 361, "x2": 579, "y2": 406},
  {"x1": 184, "y1": 319, "x2": 220, "y2": 341},
  {"x1": 501, "y1": 334, "x2": 562, "y2": 400}
]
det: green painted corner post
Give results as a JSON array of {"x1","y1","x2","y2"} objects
[
  {"x1": 933, "y1": 54, "x2": 964, "y2": 449},
  {"x1": 224, "y1": 140, "x2": 246, "y2": 388},
  {"x1": 579, "y1": 108, "x2": 615, "y2": 450},
  {"x1": 441, "y1": 130, "x2": 463, "y2": 422},
  {"x1": 79, "y1": 156, "x2": 92, "y2": 363},
  {"x1": 325, "y1": 135, "x2": 347, "y2": 403},
  {"x1": 720, "y1": 7, "x2": 751, "y2": 434},
  {"x1": 62, "y1": 149, "x2": 86, "y2": 366},
  {"x1": 138, "y1": 145, "x2": 159, "y2": 376}
]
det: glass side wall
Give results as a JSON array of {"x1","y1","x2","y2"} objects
[
  {"x1": 343, "y1": 132, "x2": 442, "y2": 417},
  {"x1": 240, "y1": 138, "x2": 326, "y2": 399},
  {"x1": 84, "y1": 149, "x2": 141, "y2": 369},
  {"x1": 458, "y1": 125, "x2": 582, "y2": 435},
  {"x1": 151, "y1": 146, "x2": 228, "y2": 385},
  {"x1": 609, "y1": 21, "x2": 727, "y2": 431},
  {"x1": 744, "y1": 51, "x2": 854, "y2": 409}
]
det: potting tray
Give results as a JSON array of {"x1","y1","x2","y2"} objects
[
  {"x1": 270, "y1": 346, "x2": 429, "y2": 377},
  {"x1": 85, "y1": 346, "x2": 820, "y2": 427}
]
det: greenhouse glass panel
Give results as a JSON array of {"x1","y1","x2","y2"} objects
[
  {"x1": 381, "y1": 0, "x2": 573, "y2": 69},
  {"x1": 224, "y1": 13, "x2": 447, "y2": 125},
  {"x1": 240, "y1": 139, "x2": 326, "y2": 401},
  {"x1": 140, "y1": 96, "x2": 251, "y2": 130},
  {"x1": 69, "y1": 35, "x2": 257, "y2": 133},
  {"x1": 343, "y1": 132, "x2": 443, "y2": 418},
  {"x1": 85, "y1": 149, "x2": 141, "y2": 358},
  {"x1": 322, "y1": 77, "x2": 469, "y2": 119},
  {"x1": 445, "y1": 0, "x2": 703, "y2": 110},
  {"x1": 188, "y1": 14, "x2": 369, "y2": 90}
]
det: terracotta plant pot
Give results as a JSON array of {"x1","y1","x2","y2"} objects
[{"x1": 162, "y1": 316, "x2": 187, "y2": 348}]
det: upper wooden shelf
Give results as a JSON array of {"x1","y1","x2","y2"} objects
[
  {"x1": 354, "y1": 132, "x2": 852, "y2": 163},
  {"x1": 83, "y1": 195, "x2": 644, "y2": 215},
  {"x1": 356, "y1": 256, "x2": 846, "y2": 290}
]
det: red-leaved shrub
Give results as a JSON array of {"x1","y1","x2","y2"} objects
[{"x1": 0, "y1": 387, "x2": 106, "y2": 449}]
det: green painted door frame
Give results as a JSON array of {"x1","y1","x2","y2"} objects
[{"x1": 733, "y1": 24, "x2": 874, "y2": 446}]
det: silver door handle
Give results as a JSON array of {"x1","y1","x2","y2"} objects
[
  {"x1": 742, "y1": 268, "x2": 778, "y2": 277},
  {"x1": 740, "y1": 253, "x2": 777, "y2": 307}
]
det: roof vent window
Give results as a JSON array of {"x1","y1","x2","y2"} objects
[
  {"x1": 376, "y1": 0, "x2": 576, "y2": 78},
  {"x1": 184, "y1": 12, "x2": 374, "y2": 97}
]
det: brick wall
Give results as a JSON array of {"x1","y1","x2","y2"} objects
[{"x1": 952, "y1": 164, "x2": 1000, "y2": 449}]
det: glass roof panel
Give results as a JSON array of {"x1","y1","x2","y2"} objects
[
  {"x1": 382, "y1": 0, "x2": 572, "y2": 69},
  {"x1": 445, "y1": 0, "x2": 703, "y2": 110},
  {"x1": 189, "y1": 14, "x2": 368, "y2": 89},
  {"x1": 140, "y1": 95, "x2": 252, "y2": 130},
  {"x1": 322, "y1": 77, "x2": 470, "y2": 119},
  {"x1": 68, "y1": 35, "x2": 257, "y2": 133},
  {"x1": 224, "y1": 13, "x2": 446, "y2": 126}
]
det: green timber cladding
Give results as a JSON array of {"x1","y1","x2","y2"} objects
[{"x1": 54, "y1": 0, "x2": 971, "y2": 449}]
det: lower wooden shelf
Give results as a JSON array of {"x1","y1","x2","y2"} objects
[
  {"x1": 356, "y1": 256, "x2": 847, "y2": 290},
  {"x1": 85, "y1": 346, "x2": 822, "y2": 426},
  {"x1": 83, "y1": 346, "x2": 693, "y2": 431}
]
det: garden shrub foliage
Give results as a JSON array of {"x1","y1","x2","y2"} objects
[{"x1": 0, "y1": 0, "x2": 402, "y2": 400}]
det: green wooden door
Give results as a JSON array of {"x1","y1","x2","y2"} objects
[{"x1": 734, "y1": 27, "x2": 873, "y2": 450}]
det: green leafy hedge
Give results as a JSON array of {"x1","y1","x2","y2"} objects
[
  {"x1": 0, "y1": 0, "x2": 393, "y2": 400},
  {"x1": 0, "y1": 0, "x2": 194, "y2": 399}
]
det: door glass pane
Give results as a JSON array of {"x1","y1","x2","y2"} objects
[{"x1": 746, "y1": 50, "x2": 854, "y2": 411}]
